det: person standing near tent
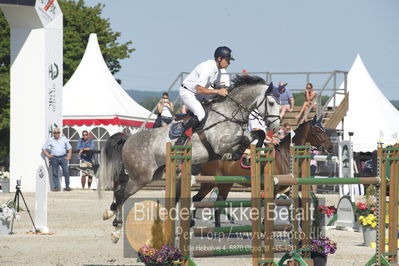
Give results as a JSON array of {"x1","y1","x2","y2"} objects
[
  {"x1": 176, "y1": 46, "x2": 233, "y2": 145},
  {"x1": 77, "y1": 130, "x2": 95, "y2": 189},
  {"x1": 42, "y1": 128, "x2": 72, "y2": 191}
]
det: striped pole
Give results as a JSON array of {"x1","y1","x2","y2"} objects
[
  {"x1": 193, "y1": 199, "x2": 292, "y2": 208},
  {"x1": 274, "y1": 176, "x2": 380, "y2": 186},
  {"x1": 311, "y1": 154, "x2": 338, "y2": 162},
  {"x1": 193, "y1": 224, "x2": 293, "y2": 236},
  {"x1": 193, "y1": 245, "x2": 292, "y2": 257}
]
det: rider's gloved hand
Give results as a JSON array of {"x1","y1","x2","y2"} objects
[{"x1": 217, "y1": 88, "x2": 228, "y2": 96}]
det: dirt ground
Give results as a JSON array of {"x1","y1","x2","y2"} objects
[{"x1": 0, "y1": 190, "x2": 375, "y2": 266}]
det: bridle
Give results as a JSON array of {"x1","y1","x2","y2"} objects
[
  {"x1": 250, "y1": 92, "x2": 280, "y2": 128},
  {"x1": 202, "y1": 92, "x2": 280, "y2": 132},
  {"x1": 310, "y1": 123, "x2": 330, "y2": 152}
]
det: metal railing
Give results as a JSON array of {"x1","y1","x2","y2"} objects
[{"x1": 140, "y1": 70, "x2": 348, "y2": 128}]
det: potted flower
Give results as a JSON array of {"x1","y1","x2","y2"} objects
[
  {"x1": 355, "y1": 185, "x2": 377, "y2": 246},
  {"x1": 138, "y1": 245, "x2": 183, "y2": 266},
  {"x1": 358, "y1": 213, "x2": 377, "y2": 247},
  {"x1": 137, "y1": 201, "x2": 183, "y2": 265},
  {"x1": 311, "y1": 237, "x2": 337, "y2": 266},
  {"x1": 317, "y1": 205, "x2": 337, "y2": 226},
  {"x1": 0, "y1": 200, "x2": 18, "y2": 234}
]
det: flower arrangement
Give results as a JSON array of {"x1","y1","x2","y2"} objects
[
  {"x1": 317, "y1": 205, "x2": 337, "y2": 218},
  {"x1": 359, "y1": 214, "x2": 377, "y2": 228},
  {"x1": 138, "y1": 245, "x2": 182, "y2": 265},
  {"x1": 0, "y1": 170, "x2": 9, "y2": 179},
  {"x1": 355, "y1": 202, "x2": 377, "y2": 217},
  {"x1": 0, "y1": 200, "x2": 18, "y2": 222},
  {"x1": 137, "y1": 201, "x2": 183, "y2": 265},
  {"x1": 311, "y1": 237, "x2": 337, "y2": 256}
]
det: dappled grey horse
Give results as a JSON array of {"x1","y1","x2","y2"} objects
[{"x1": 97, "y1": 75, "x2": 281, "y2": 242}]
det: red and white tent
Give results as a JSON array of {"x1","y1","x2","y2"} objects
[{"x1": 63, "y1": 33, "x2": 155, "y2": 137}]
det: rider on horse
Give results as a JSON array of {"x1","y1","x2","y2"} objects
[{"x1": 175, "y1": 46, "x2": 234, "y2": 145}]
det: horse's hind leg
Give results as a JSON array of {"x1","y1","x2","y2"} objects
[
  {"x1": 102, "y1": 201, "x2": 117, "y2": 220},
  {"x1": 103, "y1": 183, "x2": 118, "y2": 221},
  {"x1": 110, "y1": 174, "x2": 141, "y2": 243},
  {"x1": 110, "y1": 187, "x2": 125, "y2": 243}
]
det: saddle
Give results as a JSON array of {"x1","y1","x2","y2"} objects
[{"x1": 168, "y1": 105, "x2": 209, "y2": 139}]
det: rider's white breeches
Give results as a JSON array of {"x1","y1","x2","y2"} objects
[{"x1": 179, "y1": 90, "x2": 206, "y2": 121}]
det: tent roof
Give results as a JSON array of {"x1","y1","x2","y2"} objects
[
  {"x1": 63, "y1": 33, "x2": 155, "y2": 127},
  {"x1": 340, "y1": 55, "x2": 399, "y2": 152}
]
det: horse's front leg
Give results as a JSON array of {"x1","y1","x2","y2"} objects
[{"x1": 218, "y1": 134, "x2": 251, "y2": 161}]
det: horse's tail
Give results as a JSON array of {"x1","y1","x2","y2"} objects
[{"x1": 97, "y1": 132, "x2": 129, "y2": 198}]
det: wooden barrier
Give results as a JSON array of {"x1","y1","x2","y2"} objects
[
  {"x1": 165, "y1": 142, "x2": 399, "y2": 266},
  {"x1": 164, "y1": 143, "x2": 192, "y2": 266}
]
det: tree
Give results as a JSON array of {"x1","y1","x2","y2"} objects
[
  {"x1": 0, "y1": 11, "x2": 10, "y2": 159},
  {"x1": 60, "y1": 0, "x2": 135, "y2": 84},
  {"x1": 0, "y1": 1, "x2": 135, "y2": 158}
]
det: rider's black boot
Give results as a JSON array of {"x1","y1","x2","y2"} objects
[{"x1": 175, "y1": 115, "x2": 200, "y2": 146}]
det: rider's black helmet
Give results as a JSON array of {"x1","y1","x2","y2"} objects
[{"x1": 214, "y1": 46, "x2": 235, "y2": 61}]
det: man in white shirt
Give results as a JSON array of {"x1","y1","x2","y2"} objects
[
  {"x1": 248, "y1": 110, "x2": 266, "y2": 147},
  {"x1": 42, "y1": 128, "x2": 72, "y2": 191},
  {"x1": 176, "y1": 46, "x2": 234, "y2": 145}
]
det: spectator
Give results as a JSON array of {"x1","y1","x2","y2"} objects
[
  {"x1": 295, "y1": 82, "x2": 317, "y2": 121},
  {"x1": 265, "y1": 129, "x2": 280, "y2": 145},
  {"x1": 277, "y1": 82, "x2": 294, "y2": 120},
  {"x1": 248, "y1": 110, "x2": 266, "y2": 147},
  {"x1": 275, "y1": 123, "x2": 290, "y2": 140},
  {"x1": 157, "y1": 92, "x2": 174, "y2": 127},
  {"x1": 77, "y1": 130, "x2": 95, "y2": 189},
  {"x1": 42, "y1": 128, "x2": 72, "y2": 191},
  {"x1": 310, "y1": 146, "x2": 319, "y2": 193}
]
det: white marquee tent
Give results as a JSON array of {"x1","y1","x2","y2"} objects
[
  {"x1": 335, "y1": 55, "x2": 399, "y2": 152},
  {"x1": 62, "y1": 33, "x2": 156, "y2": 188},
  {"x1": 63, "y1": 33, "x2": 155, "y2": 135}
]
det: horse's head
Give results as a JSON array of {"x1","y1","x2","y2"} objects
[
  {"x1": 257, "y1": 82, "x2": 280, "y2": 131},
  {"x1": 306, "y1": 115, "x2": 333, "y2": 153},
  {"x1": 226, "y1": 75, "x2": 280, "y2": 130}
]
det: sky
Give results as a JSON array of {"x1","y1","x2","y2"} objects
[{"x1": 84, "y1": 0, "x2": 399, "y2": 100}]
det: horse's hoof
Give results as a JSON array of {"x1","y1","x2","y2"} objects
[
  {"x1": 103, "y1": 210, "x2": 115, "y2": 220},
  {"x1": 111, "y1": 231, "x2": 120, "y2": 243}
]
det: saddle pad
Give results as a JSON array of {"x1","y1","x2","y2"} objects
[{"x1": 169, "y1": 122, "x2": 184, "y2": 139}]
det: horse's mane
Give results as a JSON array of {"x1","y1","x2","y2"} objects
[
  {"x1": 230, "y1": 75, "x2": 266, "y2": 91},
  {"x1": 213, "y1": 75, "x2": 266, "y2": 103}
]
